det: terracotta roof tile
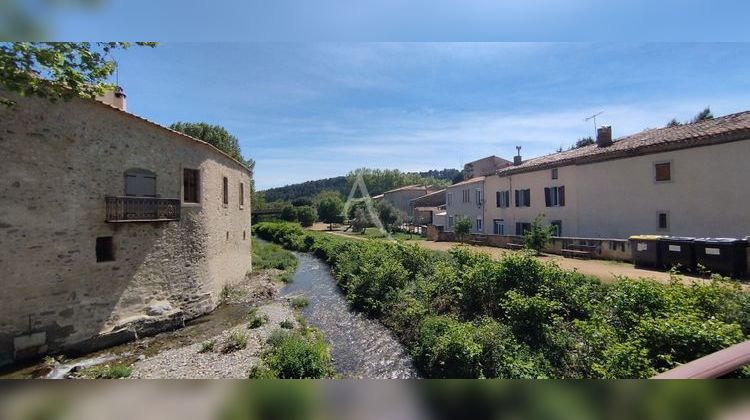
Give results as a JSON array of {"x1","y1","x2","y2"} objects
[{"x1": 498, "y1": 111, "x2": 750, "y2": 176}]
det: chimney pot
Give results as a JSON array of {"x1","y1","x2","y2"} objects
[
  {"x1": 97, "y1": 86, "x2": 127, "y2": 111},
  {"x1": 513, "y1": 146, "x2": 522, "y2": 165},
  {"x1": 596, "y1": 126, "x2": 612, "y2": 147}
]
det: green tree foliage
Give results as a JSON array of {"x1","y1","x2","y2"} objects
[
  {"x1": 453, "y1": 216, "x2": 473, "y2": 243},
  {"x1": 0, "y1": 42, "x2": 156, "y2": 107},
  {"x1": 569, "y1": 136, "x2": 594, "y2": 150},
  {"x1": 346, "y1": 168, "x2": 452, "y2": 197},
  {"x1": 253, "y1": 221, "x2": 750, "y2": 379},
  {"x1": 169, "y1": 121, "x2": 245, "y2": 163},
  {"x1": 665, "y1": 107, "x2": 714, "y2": 127},
  {"x1": 523, "y1": 214, "x2": 554, "y2": 254},
  {"x1": 376, "y1": 200, "x2": 404, "y2": 232},
  {"x1": 351, "y1": 207, "x2": 370, "y2": 233},
  {"x1": 691, "y1": 107, "x2": 714, "y2": 123},
  {"x1": 280, "y1": 205, "x2": 297, "y2": 222},
  {"x1": 263, "y1": 176, "x2": 349, "y2": 203},
  {"x1": 295, "y1": 206, "x2": 318, "y2": 227},
  {"x1": 314, "y1": 191, "x2": 344, "y2": 230}
]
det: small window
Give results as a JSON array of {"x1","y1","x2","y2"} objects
[
  {"x1": 551, "y1": 220, "x2": 562, "y2": 236},
  {"x1": 551, "y1": 168, "x2": 558, "y2": 180},
  {"x1": 475, "y1": 188, "x2": 482, "y2": 205},
  {"x1": 446, "y1": 193, "x2": 453, "y2": 206},
  {"x1": 448, "y1": 216, "x2": 454, "y2": 228},
  {"x1": 655, "y1": 162, "x2": 671, "y2": 182},
  {"x1": 226, "y1": 231, "x2": 230, "y2": 240},
  {"x1": 658, "y1": 212, "x2": 669, "y2": 230},
  {"x1": 183, "y1": 168, "x2": 200, "y2": 203},
  {"x1": 476, "y1": 218, "x2": 483, "y2": 232},
  {"x1": 96, "y1": 237, "x2": 114, "y2": 262},
  {"x1": 493, "y1": 219, "x2": 505, "y2": 235},
  {"x1": 222, "y1": 177, "x2": 229, "y2": 205},
  {"x1": 243, "y1": 231, "x2": 246, "y2": 240},
  {"x1": 515, "y1": 189, "x2": 531, "y2": 207},
  {"x1": 239, "y1": 183, "x2": 245, "y2": 208}
]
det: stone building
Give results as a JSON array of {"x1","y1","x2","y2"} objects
[{"x1": 0, "y1": 90, "x2": 252, "y2": 366}]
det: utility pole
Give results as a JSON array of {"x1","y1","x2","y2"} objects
[{"x1": 584, "y1": 111, "x2": 604, "y2": 138}]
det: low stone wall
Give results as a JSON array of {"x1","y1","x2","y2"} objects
[{"x1": 434, "y1": 232, "x2": 633, "y2": 262}]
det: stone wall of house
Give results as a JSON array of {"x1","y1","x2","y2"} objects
[{"x1": 0, "y1": 93, "x2": 252, "y2": 366}]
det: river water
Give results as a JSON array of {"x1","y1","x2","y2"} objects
[{"x1": 282, "y1": 251, "x2": 418, "y2": 379}]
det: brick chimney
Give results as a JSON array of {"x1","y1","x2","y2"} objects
[
  {"x1": 97, "y1": 86, "x2": 127, "y2": 111},
  {"x1": 513, "y1": 146, "x2": 522, "y2": 165},
  {"x1": 596, "y1": 126, "x2": 612, "y2": 147}
]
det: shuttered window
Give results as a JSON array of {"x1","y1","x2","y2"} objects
[
  {"x1": 544, "y1": 186, "x2": 566, "y2": 207},
  {"x1": 183, "y1": 169, "x2": 200, "y2": 203},
  {"x1": 515, "y1": 189, "x2": 531, "y2": 207},
  {"x1": 658, "y1": 212, "x2": 669, "y2": 230},
  {"x1": 222, "y1": 177, "x2": 229, "y2": 205},
  {"x1": 655, "y1": 162, "x2": 671, "y2": 182},
  {"x1": 496, "y1": 190, "x2": 510, "y2": 208},
  {"x1": 125, "y1": 168, "x2": 156, "y2": 197}
]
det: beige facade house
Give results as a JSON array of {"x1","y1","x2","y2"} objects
[
  {"x1": 463, "y1": 155, "x2": 513, "y2": 178},
  {"x1": 445, "y1": 176, "x2": 486, "y2": 233},
  {"x1": 380, "y1": 185, "x2": 438, "y2": 217},
  {"x1": 483, "y1": 112, "x2": 750, "y2": 239},
  {"x1": 0, "y1": 90, "x2": 252, "y2": 366}
]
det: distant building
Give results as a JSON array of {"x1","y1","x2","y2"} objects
[
  {"x1": 0, "y1": 89, "x2": 252, "y2": 366},
  {"x1": 444, "y1": 177, "x2": 486, "y2": 233},
  {"x1": 463, "y1": 155, "x2": 513, "y2": 179},
  {"x1": 380, "y1": 185, "x2": 439, "y2": 217}
]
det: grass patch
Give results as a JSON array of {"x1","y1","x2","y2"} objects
[
  {"x1": 222, "y1": 330, "x2": 248, "y2": 354},
  {"x1": 78, "y1": 363, "x2": 132, "y2": 379},
  {"x1": 291, "y1": 296, "x2": 309, "y2": 309},
  {"x1": 220, "y1": 284, "x2": 248, "y2": 304},
  {"x1": 250, "y1": 329, "x2": 333, "y2": 379},
  {"x1": 349, "y1": 227, "x2": 424, "y2": 241},
  {"x1": 280, "y1": 320, "x2": 295, "y2": 329},
  {"x1": 198, "y1": 339, "x2": 216, "y2": 353},
  {"x1": 247, "y1": 309, "x2": 269, "y2": 329},
  {"x1": 252, "y1": 237, "x2": 298, "y2": 271}
]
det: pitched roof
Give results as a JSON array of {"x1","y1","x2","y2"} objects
[
  {"x1": 410, "y1": 188, "x2": 446, "y2": 207},
  {"x1": 383, "y1": 184, "x2": 432, "y2": 194},
  {"x1": 91, "y1": 97, "x2": 252, "y2": 174},
  {"x1": 448, "y1": 176, "x2": 485, "y2": 188},
  {"x1": 497, "y1": 111, "x2": 750, "y2": 177}
]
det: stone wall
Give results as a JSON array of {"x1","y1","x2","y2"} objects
[{"x1": 0, "y1": 93, "x2": 252, "y2": 366}]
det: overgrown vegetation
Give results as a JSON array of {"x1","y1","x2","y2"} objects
[
  {"x1": 523, "y1": 214, "x2": 554, "y2": 254},
  {"x1": 222, "y1": 330, "x2": 249, "y2": 354},
  {"x1": 77, "y1": 363, "x2": 132, "y2": 379},
  {"x1": 248, "y1": 329, "x2": 333, "y2": 379},
  {"x1": 247, "y1": 308, "x2": 269, "y2": 329},
  {"x1": 254, "y1": 221, "x2": 750, "y2": 379},
  {"x1": 291, "y1": 296, "x2": 309, "y2": 309},
  {"x1": 199, "y1": 339, "x2": 216, "y2": 353},
  {"x1": 252, "y1": 237, "x2": 298, "y2": 283}
]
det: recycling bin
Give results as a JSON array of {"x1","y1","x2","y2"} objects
[
  {"x1": 629, "y1": 235, "x2": 663, "y2": 268},
  {"x1": 658, "y1": 236, "x2": 695, "y2": 272},
  {"x1": 693, "y1": 238, "x2": 748, "y2": 278}
]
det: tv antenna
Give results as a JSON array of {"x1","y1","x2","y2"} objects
[{"x1": 584, "y1": 111, "x2": 604, "y2": 137}]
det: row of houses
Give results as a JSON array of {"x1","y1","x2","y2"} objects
[{"x1": 393, "y1": 112, "x2": 750, "y2": 240}]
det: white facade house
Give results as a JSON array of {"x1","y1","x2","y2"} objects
[
  {"x1": 482, "y1": 112, "x2": 750, "y2": 239},
  {"x1": 445, "y1": 176, "x2": 485, "y2": 233}
]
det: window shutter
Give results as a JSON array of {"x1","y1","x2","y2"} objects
[
  {"x1": 516, "y1": 222, "x2": 521, "y2": 235},
  {"x1": 496, "y1": 191, "x2": 500, "y2": 207},
  {"x1": 515, "y1": 190, "x2": 520, "y2": 207},
  {"x1": 525, "y1": 189, "x2": 531, "y2": 207},
  {"x1": 544, "y1": 187, "x2": 551, "y2": 207},
  {"x1": 559, "y1": 186, "x2": 565, "y2": 206},
  {"x1": 505, "y1": 191, "x2": 510, "y2": 208}
]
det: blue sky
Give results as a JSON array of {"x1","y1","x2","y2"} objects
[{"x1": 111, "y1": 43, "x2": 750, "y2": 190}]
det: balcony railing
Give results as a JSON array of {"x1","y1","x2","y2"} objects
[{"x1": 105, "y1": 196, "x2": 181, "y2": 222}]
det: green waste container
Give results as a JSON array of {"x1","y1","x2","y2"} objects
[
  {"x1": 658, "y1": 236, "x2": 695, "y2": 272},
  {"x1": 629, "y1": 235, "x2": 663, "y2": 268},
  {"x1": 693, "y1": 238, "x2": 748, "y2": 278}
]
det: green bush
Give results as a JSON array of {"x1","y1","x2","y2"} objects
[
  {"x1": 248, "y1": 309, "x2": 269, "y2": 329},
  {"x1": 261, "y1": 330, "x2": 333, "y2": 379},
  {"x1": 222, "y1": 330, "x2": 248, "y2": 354},
  {"x1": 199, "y1": 339, "x2": 216, "y2": 353},
  {"x1": 295, "y1": 206, "x2": 318, "y2": 227},
  {"x1": 252, "y1": 221, "x2": 750, "y2": 379},
  {"x1": 291, "y1": 296, "x2": 309, "y2": 309}
]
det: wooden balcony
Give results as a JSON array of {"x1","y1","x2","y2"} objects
[{"x1": 105, "y1": 196, "x2": 181, "y2": 222}]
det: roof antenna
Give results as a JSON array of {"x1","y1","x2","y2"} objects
[{"x1": 584, "y1": 111, "x2": 604, "y2": 138}]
